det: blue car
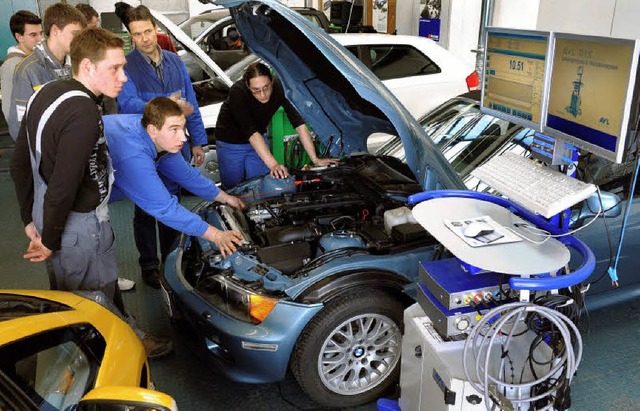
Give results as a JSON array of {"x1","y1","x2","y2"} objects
[
  {"x1": 161, "y1": 0, "x2": 465, "y2": 407},
  {"x1": 161, "y1": 1, "x2": 638, "y2": 408}
]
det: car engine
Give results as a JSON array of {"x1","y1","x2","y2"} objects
[{"x1": 190, "y1": 155, "x2": 435, "y2": 277}]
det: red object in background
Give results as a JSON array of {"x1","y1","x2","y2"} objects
[
  {"x1": 466, "y1": 71, "x2": 480, "y2": 91},
  {"x1": 157, "y1": 33, "x2": 177, "y2": 54}
]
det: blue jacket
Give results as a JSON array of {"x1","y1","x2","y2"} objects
[
  {"x1": 104, "y1": 114, "x2": 219, "y2": 237},
  {"x1": 117, "y1": 48, "x2": 207, "y2": 149}
]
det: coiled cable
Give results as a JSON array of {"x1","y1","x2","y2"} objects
[{"x1": 462, "y1": 302, "x2": 582, "y2": 410}]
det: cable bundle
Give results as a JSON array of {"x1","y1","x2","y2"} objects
[{"x1": 462, "y1": 302, "x2": 582, "y2": 410}]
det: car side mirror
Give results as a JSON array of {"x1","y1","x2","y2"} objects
[
  {"x1": 570, "y1": 190, "x2": 622, "y2": 229},
  {"x1": 76, "y1": 386, "x2": 176, "y2": 411}
]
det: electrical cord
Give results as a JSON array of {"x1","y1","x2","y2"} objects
[
  {"x1": 504, "y1": 186, "x2": 605, "y2": 246},
  {"x1": 462, "y1": 302, "x2": 582, "y2": 411}
]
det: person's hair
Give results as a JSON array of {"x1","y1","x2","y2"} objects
[
  {"x1": 126, "y1": 5, "x2": 156, "y2": 28},
  {"x1": 44, "y1": 2, "x2": 86, "y2": 37},
  {"x1": 114, "y1": 2, "x2": 132, "y2": 31},
  {"x1": 76, "y1": 4, "x2": 99, "y2": 21},
  {"x1": 10, "y1": 10, "x2": 42, "y2": 38},
  {"x1": 70, "y1": 27, "x2": 124, "y2": 75},
  {"x1": 142, "y1": 97, "x2": 183, "y2": 129},
  {"x1": 242, "y1": 62, "x2": 272, "y2": 87}
]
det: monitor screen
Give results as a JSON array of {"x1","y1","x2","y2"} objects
[
  {"x1": 544, "y1": 34, "x2": 640, "y2": 163},
  {"x1": 481, "y1": 29, "x2": 552, "y2": 131}
]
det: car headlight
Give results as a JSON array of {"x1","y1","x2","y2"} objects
[{"x1": 197, "y1": 274, "x2": 279, "y2": 324}]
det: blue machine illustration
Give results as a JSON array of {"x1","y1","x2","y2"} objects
[{"x1": 566, "y1": 65, "x2": 584, "y2": 117}]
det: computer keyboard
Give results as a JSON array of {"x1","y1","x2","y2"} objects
[{"x1": 471, "y1": 152, "x2": 596, "y2": 218}]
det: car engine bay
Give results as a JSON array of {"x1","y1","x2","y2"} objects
[{"x1": 182, "y1": 155, "x2": 436, "y2": 286}]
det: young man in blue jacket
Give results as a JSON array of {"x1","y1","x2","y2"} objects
[
  {"x1": 116, "y1": 5, "x2": 208, "y2": 287},
  {"x1": 105, "y1": 97, "x2": 245, "y2": 257}
]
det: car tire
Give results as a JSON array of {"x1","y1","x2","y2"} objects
[{"x1": 290, "y1": 290, "x2": 404, "y2": 408}]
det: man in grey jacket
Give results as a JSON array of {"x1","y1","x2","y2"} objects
[
  {"x1": 8, "y1": 3, "x2": 85, "y2": 139},
  {"x1": 1, "y1": 11, "x2": 42, "y2": 123}
]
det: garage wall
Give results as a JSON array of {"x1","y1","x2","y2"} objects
[
  {"x1": 493, "y1": 0, "x2": 640, "y2": 39},
  {"x1": 91, "y1": 0, "x2": 189, "y2": 24},
  {"x1": 611, "y1": 1, "x2": 640, "y2": 39},
  {"x1": 441, "y1": 0, "x2": 481, "y2": 68},
  {"x1": 492, "y1": 0, "x2": 539, "y2": 30},
  {"x1": 536, "y1": 0, "x2": 614, "y2": 37}
]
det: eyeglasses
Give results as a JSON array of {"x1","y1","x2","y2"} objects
[{"x1": 250, "y1": 82, "x2": 272, "y2": 96}]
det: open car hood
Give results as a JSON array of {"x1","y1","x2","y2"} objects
[{"x1": 212, "y1": 0, "x2": 465, "y2": 191}]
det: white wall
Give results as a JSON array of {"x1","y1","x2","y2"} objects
[
  {"x1": 396, "y1": 0, "x2": 422, "y2": 36},
  {"x1": 492, "y1": 0, "x2": 539, "y2": 30},
  {"x1": 439, "y1": 0, "x2": 482, "y2": 68},
  {"x1": 608, "y1": 0, "x2": 640, "y2": 39},
  {"x1": 536, "y1": 0, "x2": 614, "y2": 36},
  {"x1": 90, "y1": 0, "x2": 189, "y2": 24},
  {"x1": 492, "y1": 0, "x2": 640, "y2": 39}
]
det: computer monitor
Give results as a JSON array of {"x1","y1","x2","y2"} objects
[
  {"x1": 480, "y1": 28, "x2": 553, "y2": 131},
  {"x1": 330, "y1": 1, "x2": 363, "y2": 27},
  {"x1": 543, "y1": 33, "x2": 640, "y2": 163}
]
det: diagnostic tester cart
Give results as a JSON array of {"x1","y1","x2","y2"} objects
[
  {"x1": 392, "y1": 190, "x2": 595, "y2": 411},
  {"x1": 384, "y1": 22, "x2": 640, "y2": 410}
]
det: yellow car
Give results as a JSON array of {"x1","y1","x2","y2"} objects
[{"x1": 0, "y1": 289, "x2": 177, "y2": 410}]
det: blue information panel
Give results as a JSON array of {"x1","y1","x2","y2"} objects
[{"x1": 418, "y1": 18, "x2": 441, "y2": 42}]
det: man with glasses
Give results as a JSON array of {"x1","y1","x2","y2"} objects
[
  {"x1": 215, "y1": 62, "x2": 338, "y2": 188},
  {"x1": 1, "y1": 11, "x2": 42, "y2": 123},
  {"x1": 116, "y1": 5, "x2": 207, "y2": 289},
  {"x1": 8, "y1": 3, "x2": 86, "y2": 140}
]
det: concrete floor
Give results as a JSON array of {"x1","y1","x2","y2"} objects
[{"x1": 1, "y1": 127, "x2": 639, "y2": 410}]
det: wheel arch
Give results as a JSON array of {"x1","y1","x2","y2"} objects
[{"x1": 294, "y1": 269, "x2": 414, "y2": 308}]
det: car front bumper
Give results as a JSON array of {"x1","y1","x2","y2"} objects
[{"x1": 162, "y1": 253, "x2": 323, "y2": 383}]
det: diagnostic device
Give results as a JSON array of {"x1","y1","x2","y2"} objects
[{"x1": 481, "y1": 28, "x2": 554, "y2": 131}]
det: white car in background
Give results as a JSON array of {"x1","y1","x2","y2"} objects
[{"x1": 333, "y1": 33, "x2": 479, "y2": 119}]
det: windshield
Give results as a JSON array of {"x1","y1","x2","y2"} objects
[
  {"x1": 178, "y1": 9, "x2": 231, "y2": 41},
  {"x1": 376, "y1": 96, "x2": 532, "y2": 186},
  {"x1": 181, "y1": 16, "x2": 217, "y2": 39}
]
